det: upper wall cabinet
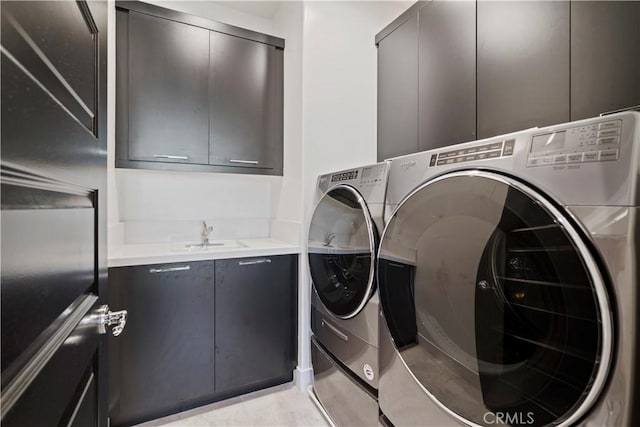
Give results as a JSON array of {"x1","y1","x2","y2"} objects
[
  {"x1": 209, "y1": 32, "x2": 283, "y2": 170},
  {"x1": 116, "y1": 1, "x2": 284, "y2": 175},
  {"x1": 127, "y1": 11, "x2": 210, "y2": 164},
  {"x1": 377, "y1": 0, "x2": 638, "y2": 158},
  {"x1": 376, "y1": 0, "x2": 476, "y2": 161},
  {"x1": 377, "y1": 13, "x2": 419, "y2": 161},
  {"x1": 418, "y1": 0, "x2": 475, "y2": 151},
  {"x1": 571, "y1": 1, "x2": 640, "y2": 120},
  {"x1": 477, "y1": 1, "x2": 570, "y2": 139}
]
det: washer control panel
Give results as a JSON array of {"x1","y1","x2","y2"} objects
[
  {"x1": 327, "y1": 164, "x2": 386, "y2": 187},
  {"x1": 527, "y1": 119, "x2": 621, "y2": 167},
  {"x1": 318, "y1": 162, "x2": 390, "y2": 203},
  {"x1": 330, "y1": 169, "x2": 359, "y2": 183}
]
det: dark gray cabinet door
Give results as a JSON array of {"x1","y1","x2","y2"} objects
[
  {"x1": 418, "y1": 0, "x2": 476, "y2": 151},
  {"x1": 214, "y1": 256, "x2": 297, "y2": 394},
  {"x1": 127, "y1": 11, "x2": 210, "y2": 164},
  {"x1": 477, "y1": 1, "x2": 570, "y2": 138},
  {"x1": 377, "y1": 14, "x2": 419, "y2": 161},
  {"x1": 571, "y1": 1, "x2": 640, "y2": 120},
  {"x1": 209, "y1": 31, "x2": 283, "y2": 171},
  {"x1": 108, "y1": 261, "x2": 215, "y2": 426}
]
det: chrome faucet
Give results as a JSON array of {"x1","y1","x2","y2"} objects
[
  {"x1": 323, "y1": 232, "x2": 336, "y2": 247},
  {"x1": 201, "y1": 221, "x2": 213, "y2": 245}
]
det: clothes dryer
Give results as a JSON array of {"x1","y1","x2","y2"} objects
[
  {"x1": 378, "y1": 112, "x2": 639, "y2": 426},
  {"x1": 308, "y1": 162, "x2": 389, "y2": 426}
]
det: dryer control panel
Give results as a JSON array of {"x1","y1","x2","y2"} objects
[
  {"x1": 527, "y1": 119, "x2": 621, "y2": 167},
  {"x1": 429, "y1": 139, "x2": 515, "y2": 167}
]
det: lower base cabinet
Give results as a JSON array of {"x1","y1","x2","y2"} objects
[
  {"x1": 107, "y1": 255, "x2": 298, "y2": 427},
  {"x1": 214, "y1": 256, "x2": 297, "y2": 397}
]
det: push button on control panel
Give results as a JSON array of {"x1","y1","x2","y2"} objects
[
  {"x1": 597, "y1": 129, "x2": 620, "y2": 138},
  {"x1": 553, "y1": 154, "x2": 567, "y2": 164},
  {"x1": 598, "y1": 120, "x2": 622, "y2": 130},
  {"x1": 502, "y1": 139, "x2": 515, "y2": 156},
  {"x1": 597, "y1": 136, "x2": 619, "y2": 145},
  {"x1": 567, "y1": 153, "x2": 583, "y2": 163},
  {"x1": 539, "y1": 156, "x2": 553, "y2": 166},
  {"x1": 599, "y1": 149, "x2": 618, "y2": 161},
  {"x1": 583, "y1": 152, "x2": 599, "y2": 162}
]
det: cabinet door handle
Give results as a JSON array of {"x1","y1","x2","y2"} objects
[
  {"x1": 153, "y1": 154, "x2": 189, "y2": 160},
  {"x1": 229, "y1": 159, "x2": 259, "y2": 165},
  {"x1": 238, "y1": 259, "x2": 271, "y2": 266},
  {"x1": 321, "y1": 319, "x2": 348, "y2": 342},
  {"x1": 149, "y1": 265, "x2": 191, "y2": 273}
]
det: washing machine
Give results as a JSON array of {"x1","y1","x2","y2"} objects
[
  {"x1": 377, "y1": 111, "x2": 640, "y2": 426},
  {"x1": 308, "y1": 162, "x2": 390, "y2": 426}
]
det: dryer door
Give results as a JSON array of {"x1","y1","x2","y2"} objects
[
  {"x1": 308, "y1": 185, "x2": 377, "y2": 319},
  {"x1": 378, "y1": 170, "x2": 613, "y2": 427}
]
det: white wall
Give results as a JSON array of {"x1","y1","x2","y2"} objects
[
  {"x1": 272, "y1": 2, "x2": 305, "y2": 245},
  {"x1": 301, "y1": 1, "x2": 411, "y2": 218},
  {"x1": 272, "y1": 0, "x2": 307, "y2": 385}
]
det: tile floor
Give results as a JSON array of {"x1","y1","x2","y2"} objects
[{"x1": 136, "y1": 384, "x2": 330, "y2": 427}]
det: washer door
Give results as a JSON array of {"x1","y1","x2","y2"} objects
[
  {"x1": 378, "y1": 171, "x2": 612, "y2": 427},
  {"x1": 308, "y1": 185, "x2": 377, "y2": 319}
]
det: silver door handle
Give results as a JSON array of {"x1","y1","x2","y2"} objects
[
  {"x1": 238, "y1": 259, "x2": 271, "y2": 266},
  {"x1": 88, "y1": 305, "x2": 128, "y2": 337},
  {"x1": 321, "y1": 319, "x2": 348, "y2": 342},
  {"x1": 149, "y1": 265, "x2": 190, "y2": 273},
  {"x1": 153, "y1": 154, "x2": 189, "y2": 160},
  {"x1": 229, "y1": 159, "x2": 259, "y2": 165}
]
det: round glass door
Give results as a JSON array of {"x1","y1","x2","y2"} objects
[
  {"x1": 378, "y1": 171, "x2": 612, "y2": 427},
  {"x1": 308, "y1": 185, "x2": 377, "y2": 319}
]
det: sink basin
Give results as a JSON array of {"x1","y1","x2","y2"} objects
[
  {"x1": 185, "y1": 242, "x2": 225, "y2": 249},
  {"x1": 171, "y1": 239, "x2": 248, "y2": 251}
]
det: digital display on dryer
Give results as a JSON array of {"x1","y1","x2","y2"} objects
[{"x1": 531, "y1": 131, "x2": 566, "y2": 154}]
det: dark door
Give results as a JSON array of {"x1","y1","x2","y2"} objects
[
  {"x1": 477, "y1": 1, "x2": 570, "y2": 138},
  {"x1": 209, "y1": 31, "x2": 284, "y2": 171},
  {"x1": 418, "y1": 0, "x2": 476, "y2": 151},
  {"x1": 1, "y1": 2, "x2": 113, "y2": 426},
  {"x1": 377, "y1": 171, "x2": 613, "y2": 426},
  {"x1": 377, "y1": 13, "x2": 418, "y2": 161},
  {"x1": 308, "y1": 186, "x2": 377, "y2": 318}
]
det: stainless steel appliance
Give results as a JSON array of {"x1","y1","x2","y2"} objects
[
  {"x1": 308, "y1": 162, "x2": 390, "y2": 426},
  {"x1": 378, "y1": 111, "x2": 639, "y2": 426}
]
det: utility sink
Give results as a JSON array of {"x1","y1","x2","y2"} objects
[
  {"x1": 185, "y1": 242, "x2": 225, "y2": 249},
  {"x1": 171, "y1": 240, "x2": 248, "y2": 252}
]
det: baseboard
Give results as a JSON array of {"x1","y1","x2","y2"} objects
[{"x1": 294, "y1": 366, "x2": 313, "y2": 390}]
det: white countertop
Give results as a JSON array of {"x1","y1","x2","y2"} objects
[{"x1": 108, "y1": 238, "x2": 301, "y2": 268}]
